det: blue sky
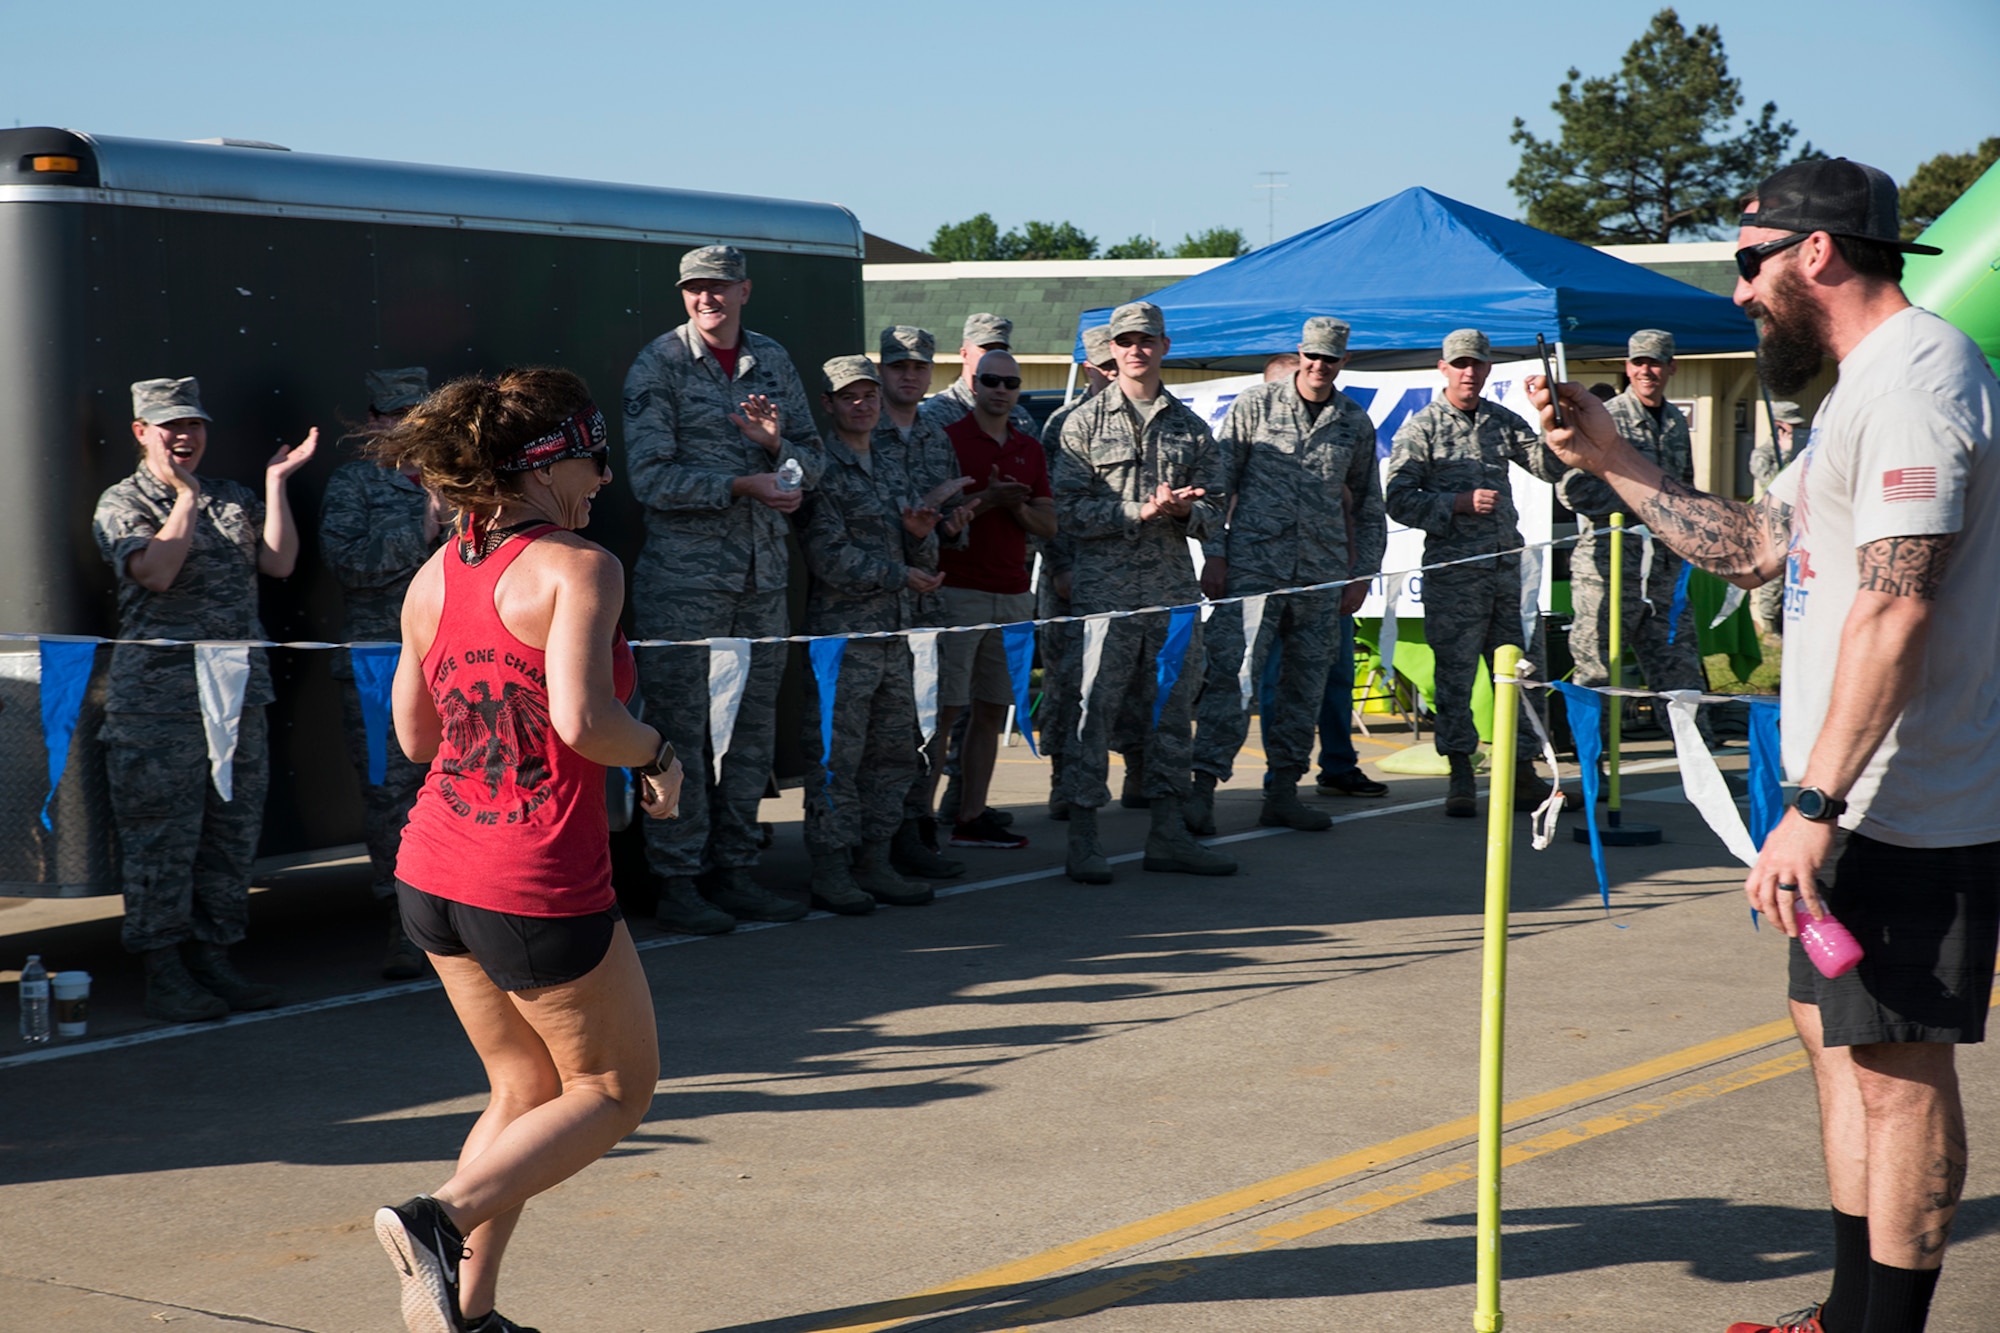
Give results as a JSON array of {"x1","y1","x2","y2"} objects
[{"x1": 17, "y1": 1, "x2": 1998, "y2": 251}]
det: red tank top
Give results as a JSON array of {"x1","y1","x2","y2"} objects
[{"x1": 396, "y1": 525, "x2": 637, "y2": 916}]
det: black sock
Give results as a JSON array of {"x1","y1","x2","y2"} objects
[
  {"x1": 1860, "y1": 1260, "x2": 1940, "y2": 1333},
  {"x1": 1819, "y1": 1209, "x2": 1871, "y2": 1333}
]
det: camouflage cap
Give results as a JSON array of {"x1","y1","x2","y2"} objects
[
  {"x1": 1769, "y1": 399, "x2": 1808, "y2": 427},
  {"x1": 1107, "y1": 301, "x2": 1166, "y2": 339},
  {"x1": 822, "y1": 354, "x2": 881, "y2": 394},
  {"x1": 1300, "y1": 317, "x2": 1351, "y2": 358},
  {"x1": 1081, "y1": 324, "x2": 1113, "y2": 366},
  {"x1": 364, "y1": 366, "x2": 430, "y2": 412},
  {"x1": 679, "y1": 244, "x2": 748, "y2": 285},
  {"x1": 1627, "y1": 329, "x2": 1676, "y2": 362},
  {"x1": 962, "y1": 312, "x2": 1012, "y2": 349},
  {"x1": 880, "y1": 325, "x2": 935, "y2": 365},
  {"x1": 131, "y1": 376, "x2": 212, "y2": 424},
  {"x1": 1440, "y1": 329, "x2": 1493, "y2": 364}
]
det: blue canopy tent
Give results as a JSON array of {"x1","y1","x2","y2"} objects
[{"x1": 1076, "y1": 187, "x2": 1757, "y2": 371}]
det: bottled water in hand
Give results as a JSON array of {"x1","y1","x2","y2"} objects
[
  {"x1": 775, "y1": 458, "x2": 804, "y2": 493},
  {"x1": 18, "y1": 954, "x2": 50, "y2": 1045}
]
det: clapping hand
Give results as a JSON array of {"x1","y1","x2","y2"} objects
[
  {"x1": 266, "y1": 428, "x2": 318, "y2": 484},
  {"x1": 941, "y1": 496, "x2": 982, "y2": 537},
  {"x1": 901, "y1": 502, "x2": 944, "y2": 539},
  {"x1": 1140, "y1": 482, "x2": 1204, "y2": 521},
  {"x1": 905, "y1": 567, "x2": 946, "y2": 594},
  {"x1": 976, "y1": 465, "x2": 1032, "y2": 510}
]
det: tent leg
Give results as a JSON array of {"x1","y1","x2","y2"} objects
[{"x1": 1063, "y1": 360, "x2": 1080, "y2": 407}]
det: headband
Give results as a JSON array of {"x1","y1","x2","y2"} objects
[{"x1": 496, "y1": 403, "x2": 608, "y2": 473}]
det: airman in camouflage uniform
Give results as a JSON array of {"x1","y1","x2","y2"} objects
[
  {"x1": 1749, "y1": 398, "x2": 1808, "y2": 633},
  {"x1": 624, "y1": 244, "x2": 825, "y2": 933},
  {"x1": 93, "y1": 376, "x2": 315, "y2": 1022},
  {"x1": 1384, "y1": 330, "x2": 1571, "y2": 817},
  {"x1": 797, "y1": 356, "x2": 950, "y2": 914},
  {"x1": 1556, "y1": 331, "x2": 1708, "y2": 713},
  {"x1": 320, "y1": 367, "x2": 443, "y2": 978},
  {"x1": 918, "y1": 312, "x2": 1042, "y2": 441},
  {"x1": 1191, "y1": 318, "x2": 1386, "y2": 833},
  {"x1": 1053, "y1": 302, "x2": 1235, "y2": 883}
]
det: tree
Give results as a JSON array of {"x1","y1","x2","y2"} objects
[
  {"x1": 1174, "y1": 227, "x2": 1249, "y2": 258},
  {"x1": 1508, "y1": 8, "x2": 1815, "y2": 243},
  {"x1": 1105, "y1": 234, "x2": 1165, "y2": 259},
  {"x1": 931, "y1": 213, "x2": 1003, "y2": 261},
  {"x1": 1901, "y1": 137, "x2": 2000, "y2": 239},
  {"x1": 929, "y1": 215, "x2": 1099, "y2": 260}
]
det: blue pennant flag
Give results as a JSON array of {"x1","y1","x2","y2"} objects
[
  {"x1": 1552, "y1": 682, "x2": 1612, "y2": 914},
  {"x1": 808, "y1": 638, "x2": 847, "y2": 807},
  {"x1": 1665, "y1": 563, "x2": 1694, "y2": 644},
  {"x1": 349, "y1": 645, "x2": 401, "y2": 785},
  {"x1": 1747, "y1": 700, "x2": 1784, "y2": 849},
  {"x1": 1152, "y1": 606, "x2": 1199, "y2": 727},
  {"x1": 37, "y1": 640, "x2": 97, "y2": 832},
  {"x1": 1002, "y1": 621, "x2": 1039, "y2": 757}
]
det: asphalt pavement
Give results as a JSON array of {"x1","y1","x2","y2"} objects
[{"x1": 2, "y1": 730, "x2": 1995, "y2": 1332}]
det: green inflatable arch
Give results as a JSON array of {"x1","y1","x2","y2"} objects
[{"x1": 1903, "y1": 161, "x2": 2000, "y2": 377}]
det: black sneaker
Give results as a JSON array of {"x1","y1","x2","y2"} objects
[
  {"x1": 462, "y1": 1312, "x2": 541, "y2": 1333},
  {"x1": 950, "y1": 809, "x2": 1029, "y2": 849},
  {"x1": 374, "y1": 1195, "x2": 466, "y2": 1333},
  {"x1": 1316, "y1": 769, "x2": 1388, "y2": 798}
]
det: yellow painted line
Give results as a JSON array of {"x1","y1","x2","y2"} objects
[
  {"x1": 804, "y1": 1015, "x2": 1798, "y2": 1332},
  {"x1": 982, "y1": 1050, "x2": 1814, "y2": 1328}
]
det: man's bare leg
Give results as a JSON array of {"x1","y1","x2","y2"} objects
[{"x1": 1849, "y1": 1041, "x2": 1965, "y2": 1268}]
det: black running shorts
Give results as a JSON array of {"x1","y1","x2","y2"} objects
[
  {"x1": 396, "y1": 881, "x2": 622, "y2": 992},
  {"x1": 1787, "y1": 832, "x2": 2000, "y2": 1046}
]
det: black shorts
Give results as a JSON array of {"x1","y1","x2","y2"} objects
[
  {"x1": 1786, "y1": 832, "x2": 2000, "y2": 1046},
  {"x1": 397, "y1": 881, "x2": 622, "y2": 992}
]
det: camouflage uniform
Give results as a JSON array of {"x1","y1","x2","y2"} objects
[
  {"x1": 1385, "y1": 396, "x2": 1566, "y2": 757},
  {"x1": 798, "y1": 429, "x2": 938, "y2": 854},
  {"x1": 919, "y1": 374, "x2": 1041, "y2": 443},
  {"x1": 1194, "y1": 381, "x2": 1386, "y2": 784},
  {"x1": 1557, "y1": 391, "x2": 1705, "y2": 693},
  {"x1": 1053, "y1": 384, "x2": 1226, "y2": 808},
  {"x1": 92, "y1": 467, "x2": 273, "y2": 954},
  {"x1": 1749, "y1": 414, "x2": 1807, "y2": 631},
  {"x1": 319, "y1": 460, "x2": 441, "y2": 900},
  {"x1": 623, "y1": 322, "x2": 824, "y2": 876}
]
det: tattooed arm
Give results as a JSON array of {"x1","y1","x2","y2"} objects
[
  {"x1": 1746, "y1": 531, "x2": 1955, "y2": 933},
  {"x1": 1526, "y1": 377, "x2": 1787, "y2": 586}
]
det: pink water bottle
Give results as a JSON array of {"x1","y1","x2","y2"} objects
[{"x1": 1798, "y1": 908, "x2": 1864, "y2": 979}]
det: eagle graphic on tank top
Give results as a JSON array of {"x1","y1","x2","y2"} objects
[{"x1": 439, "y1": 679, "x2": 553, "y2": 796}]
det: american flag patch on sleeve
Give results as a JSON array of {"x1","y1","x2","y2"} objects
[{"x1": 1882, "y1": 467, "x2": 1938, "y2": 502}]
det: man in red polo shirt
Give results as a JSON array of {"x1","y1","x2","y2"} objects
[{"x1": 929, "y1": 350, "x2": 1057, "y2": 848}]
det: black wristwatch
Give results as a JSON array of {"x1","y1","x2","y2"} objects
[
  {"x1": 1794, "y1": 787, "x2": 1847, "y2": 824},
  {"x1": 636, "y1": 739, "x2": 676, "y2": 779}
]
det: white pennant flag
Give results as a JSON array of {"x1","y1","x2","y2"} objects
[
  {"x1": 1377, "y1": 573, "x2": 1406, "y2": 678},
  {"x1": 1710, "y1": 583, "x2": 1748, "y2": 628},
  {"x1": 1237, "y1": 594, "x2": 1268, "y2": 711},
  {"x1": 1518, "y1": 545, "x2": 1544, "y2": 650},
  {"x1": 194, "y1": 644, "x2": 251, "y2": 800},
  {"x1": 1663, "y1": 689, "x2": 1758, "y2": 867},
  {"x1": 908, "y1": 631, "x2": 940, "y2": 741},
  {"x1": 1075, "y1": 616, "x2": 1110, "y2": 740},
  {"x1": 1638, "y1": 529, "x2": 1656, "y2": 607},
  {"x1": 707, "y1": 638, "x2": 752, "y2": 767}
]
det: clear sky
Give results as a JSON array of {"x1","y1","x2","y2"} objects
[{"x1": 13, "y1": 1, "x2": 1997, "y2": 251}]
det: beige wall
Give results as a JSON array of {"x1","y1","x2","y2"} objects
[{"x1": 920, "y1": 356, "x2": 1221, "y2": 395}]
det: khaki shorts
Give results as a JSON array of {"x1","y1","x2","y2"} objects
[{"x1": 936, "y1": 586, "x2": 1034, "y2": 708}]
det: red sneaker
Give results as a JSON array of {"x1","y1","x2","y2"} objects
[{"x1": 1726, "y1": 1305, "x2": 1825, "y2": 1333}]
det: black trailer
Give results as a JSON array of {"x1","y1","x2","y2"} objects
[{"x1": 0, "y1": 128, "x2": 863, "y2": 896}]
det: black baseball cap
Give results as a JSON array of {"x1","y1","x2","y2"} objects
[{"x1": 1740, "y1": 157, "x2": 1942, "y2": 255}]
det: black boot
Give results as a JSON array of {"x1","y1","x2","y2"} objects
[
  {"x1": 142, "y1": 946, "x2": 228, "y2": 1023},
  {"x1": 181, "y1": 941, "x2": 282, "y2": 1012},
  {"x1": 1444, "y1": 753, "x2": 1477, "y2": 819}
]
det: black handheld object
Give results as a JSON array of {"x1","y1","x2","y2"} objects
[{"x1": 1535, "y1": 334, "x2": 1565, "y2": 428}]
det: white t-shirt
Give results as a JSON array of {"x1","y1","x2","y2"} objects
[{"x1": 1767, "y1": 306, "x2": 2000, "y2": 847}]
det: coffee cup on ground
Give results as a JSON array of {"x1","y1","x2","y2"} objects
[{"x1": 51, "y1": 971, "x2": 90, "y2": 1038}]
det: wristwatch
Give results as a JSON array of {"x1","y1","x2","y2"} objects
[
  {"x1": 1794, "y1": 787, "x2": 1847, "y2": 824},
  {"x1": 637, "y1": 739, "x2": 676, "y2": 779}
]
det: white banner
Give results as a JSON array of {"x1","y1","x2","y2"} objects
[
  {"x1": 1663, "y1": 690, "x2": 1758, "y2": 867},
  {"x1": 1172, "y1": 360, "x2": 1557, "y2": 619},
  {"x1": 1236, "y1": 594, "x2": 1268, "y2": 710},
  {"x1": 194, "y1": 644, "x2": 250, "y2": 800},
  {"x1": 908, "y1": 630, "x2": 940, "y2": 742},
  {"x1": 1075, "y1": 617, "x2": 1110, "y2": 740}
]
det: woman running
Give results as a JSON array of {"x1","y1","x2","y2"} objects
[{"x1": 369, "y1": 368, "x2": 680, "y2": 1333}]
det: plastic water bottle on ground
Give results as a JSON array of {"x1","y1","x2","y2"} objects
[
  {"x1": 18, "y1": 954, "x2": 51, "y2": 1045},
  {"x1": 775, "y1": 458, "x2": 804, "y2": 492}
]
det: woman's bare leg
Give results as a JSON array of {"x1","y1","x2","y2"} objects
[{"x1": 425, "y1": 924, "x2": 658, "y2": 1317}]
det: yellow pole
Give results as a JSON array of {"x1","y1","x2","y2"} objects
[
  {"x1": 1475, "y1": 643, "x2": 1522, "y2": 1333},
  {"x1": 1606, "y1": 514, "x2": 1624, "y2": 818}
]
